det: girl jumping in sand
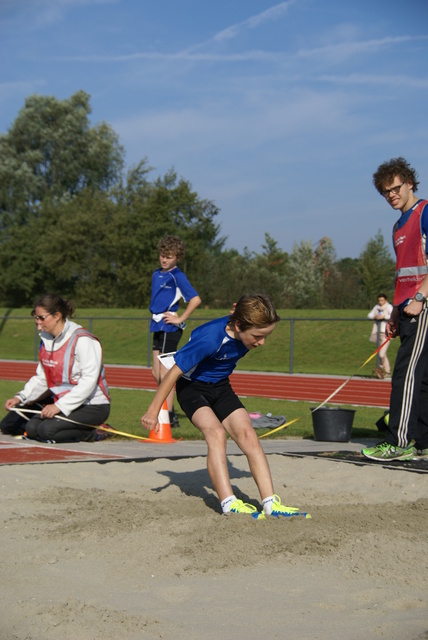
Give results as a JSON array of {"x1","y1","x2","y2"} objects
[{"x1": 141, "y1": 293, "x2": 310, "y2": 520}]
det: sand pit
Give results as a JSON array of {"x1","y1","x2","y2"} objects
[{"x1": 0, "y1": 452, "x2": 427, "y2": 639}]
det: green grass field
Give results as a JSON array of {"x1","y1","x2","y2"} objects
[
  {"x1": 0, "y1": 380, "x2": 384, "y2": 442},
  {"x1": 0, "y1": 307, "x2": 388, "y2": 442},
  {"x1": 0, "y1": 307, "x2": 398, "y2": 376}
]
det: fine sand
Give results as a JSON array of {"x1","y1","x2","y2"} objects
[{"x1": 0, "y1": 451, "x2": 427, "y2": 640}]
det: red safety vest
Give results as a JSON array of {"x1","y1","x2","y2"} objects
[
  {"x1": 393, "y1": 200, "x2": 428, "y2": 306},
  {"x1": 39, "y1": 328, "x2": 110, "y2": 402}
]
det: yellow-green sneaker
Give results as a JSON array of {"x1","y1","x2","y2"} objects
[
  {"x1": 269, "y1": 495, "x2": 311, "y2": 519},
  {"x1": 228, "y1": 499, "x2": 265, "y2": 520},
  {"x1": 362, "y1": 441, "x2": 415, "y2": 461},
  {"x1": 414, "y1": 447, "x2": 428, "y2": 460}
]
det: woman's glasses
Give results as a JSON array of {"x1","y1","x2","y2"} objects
[{"x1": 32, "y1": 313, "x2": 52, "y2": 322}]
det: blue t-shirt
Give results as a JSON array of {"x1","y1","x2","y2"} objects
[
  {"x1": 394, "y1": 199, "x2": 428, "y2": 234},
  {"x1": 174, "y1": 316, "x2": 249, "y2": 383},
  {"x1": 149, "y1": 266, "x2": 199, "y2": 333}
]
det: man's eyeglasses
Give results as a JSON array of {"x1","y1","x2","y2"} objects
[
  {"x1": 382, "y1": 182, "x2": 405, "y2": 198},
  {"x1": 32, "y1": 313, "x2": 52, "y2": 322}
]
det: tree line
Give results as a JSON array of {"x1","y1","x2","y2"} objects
[{"x1": 0, "y1": 91, "x2": 395, "y2": 309}]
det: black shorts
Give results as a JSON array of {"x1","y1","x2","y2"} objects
[
  {"x1": 152, "y1": 329, "x2": 183, "y2": 354},
  {"x1": 176, "y1": 377, "x2": 245, "y2": 423}
]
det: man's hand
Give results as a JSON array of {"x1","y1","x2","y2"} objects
[
  {"x1": 385, "y1": 307, "x2": 399, "y2": 338},
  {"x1": 403, "y1": 299, "x2": 424, "y2": 317}
]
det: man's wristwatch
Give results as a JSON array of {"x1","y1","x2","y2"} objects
[{"x1": 414, "y1": 292, "x2": 426, "y2": 302}]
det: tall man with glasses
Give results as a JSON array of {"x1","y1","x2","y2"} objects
[{"x1": 363, "y1": 157, "x2": 428, "y2": 462}]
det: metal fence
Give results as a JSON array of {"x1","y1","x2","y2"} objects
[{"x1": 0, "y1": 315, "x2": 384, "y2": 374}]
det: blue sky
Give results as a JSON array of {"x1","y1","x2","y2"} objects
[{"x1": 1, "y1": 0, "x2": 428, "y2": 259}]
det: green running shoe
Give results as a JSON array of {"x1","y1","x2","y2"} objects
[
  {"x1": 269, "y1": 495, "x2": 311, "y2": 519},
  {"x1": 228, "y1": 499, "x2": 265, "y2": 520},
  {"x1": 362, "y1": 441, "x2": 415, "y2": 461},
  {"x1": 414, "y1": 447, "x2": 428, "y2": 460}
]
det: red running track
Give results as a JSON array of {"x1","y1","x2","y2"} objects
[{"x1": 0, "y1": 360, "x2": 391, "y2": 407}]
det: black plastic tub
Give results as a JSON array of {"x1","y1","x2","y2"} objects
[{"x1": 310, "y1": 407, "x2": 355, "y2": 442}]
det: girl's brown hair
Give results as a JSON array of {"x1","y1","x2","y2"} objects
[{"x1": 228, "y1": 293, "x2": 280, "y2": 332}]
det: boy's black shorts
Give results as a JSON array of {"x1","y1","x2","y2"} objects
[
  {"x1": 152, "y1": 329, "x2": 183, "y2": 354},
  {"x1": 176, "y1": 377, "x2": 245, "y2": 423}
]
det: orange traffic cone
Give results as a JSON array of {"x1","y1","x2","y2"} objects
[{"x1": 148, "y1": 399, "x2": 178, "y2": 444}]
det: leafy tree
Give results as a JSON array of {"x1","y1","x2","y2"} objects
[
  {"x1": 200, "y1": 248, "x2": 251, "y2": 307},
  {"x1": 261, "y1": 233, "x2": 288, "y2": 273},
  {"x1": 36, "y1": 192, "x2": 120, "y2": 306},
  {"x1": 0, "y1": 223, "x2": 45, "y2": 306},
  {"x1": 195, "y1": 234, "x2": 289, "y2": 308},
  {"x1": 358, "y1": 230, "x2": 395, "y2": 306},
  {"x1": 284, "y1": 239, "x2": 323, "y2": 308},
  {"x1": 113, "y1": 168, "x2": 223, "y2": 307},
  {"x1": 0, "y1": 90, "x2": 225, "y2": 307},
  {"x1": 326, "y1": 257, "x2": 365, "y2": 308},
  {"x1": 0, "y1": 162, "x2": 224, "y2": 307},
  {"x1": 312, "y1": 237, "x2": 339, "y2": 307},
  {"x1": 246, "y1": 234, "x2": 289, "y2": 307},
  {"x1": 0, "y1": 90, "x2": 401, "y2": 311},
  {"x1": 0, "y1": 91, "x2": 124, "y2": 224}
]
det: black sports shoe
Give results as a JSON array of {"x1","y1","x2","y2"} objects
[{"x1": 169, "y1": 412, "x2": 180, "y2": 428}]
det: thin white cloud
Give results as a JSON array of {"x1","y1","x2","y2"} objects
[
  {"x1": 319, "y1": 73, "x2": 428, "y2": 89},
  {"x1": 0, "y1": 80, "x2": 44, "y2": 102},
  {"x1": 211, "y1": 0, "x2": 299, "y2": 43},
  {"x1": 50, "y1": 28, "x2": 428, "y2": 70},
  {"x1": 0, "y1": 80, "x2": 36, "y2": 91},
  {"x1": 48, "y1": 1, "x2": 300, "y2": 66},
  {"x1": 53, "y1": 50, "x2": 284, "y2": 63},
  {"x1": 114, "y1": 88, "x2": 360, "y2": 158},
  {"x1": 40, "y1": 0, "x2": 117, "y2": 11},
  {"x1": 297, "y1": 34, "x2": 428, "y2": 59},
  {"x1": 0, "y1": 0, "x2": 117, "y2": 28},
  {"x1": 174, "y1": 0, "x2": 300, "y2": 60},
  {"x1": 43, "y1": 0, "x2": 118, "y2": 23}
]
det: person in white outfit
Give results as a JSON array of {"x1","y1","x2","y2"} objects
[
  {"x1": 4, "y1": 293, "x2": 110, "y2": 442},
  {"x1": 368, "y1": 293, "x2": 393, "y2": 378}
]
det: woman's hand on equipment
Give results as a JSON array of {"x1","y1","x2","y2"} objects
[
  {"x1": 5, "y1": 397, "x2": 21, "y2": 411},
  {"x1": 40, "y1": 404, "x2": 61, "y2": 419}
]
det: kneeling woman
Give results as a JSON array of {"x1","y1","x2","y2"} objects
[
  {"x1": 5, "y1": 294, "x2": 110, "y2": 443},
  {"x1": 141, "y1": 293, "x2": 310, "y2": 520}
]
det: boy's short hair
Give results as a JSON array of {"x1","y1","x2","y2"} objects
[
  {"x1": 373, "y1": 157, "x2": 419, "y2": 195},
  {"x1": 157, "y1": 235, "x2": 186, "y2": 261}
]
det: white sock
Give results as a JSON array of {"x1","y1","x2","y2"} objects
[
  {"x1": 262, "y1": 495, "x2": 275, "y2": 515},
  {"x1": 221, "y1": 495, "x2": 237, "y2": 513}
]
